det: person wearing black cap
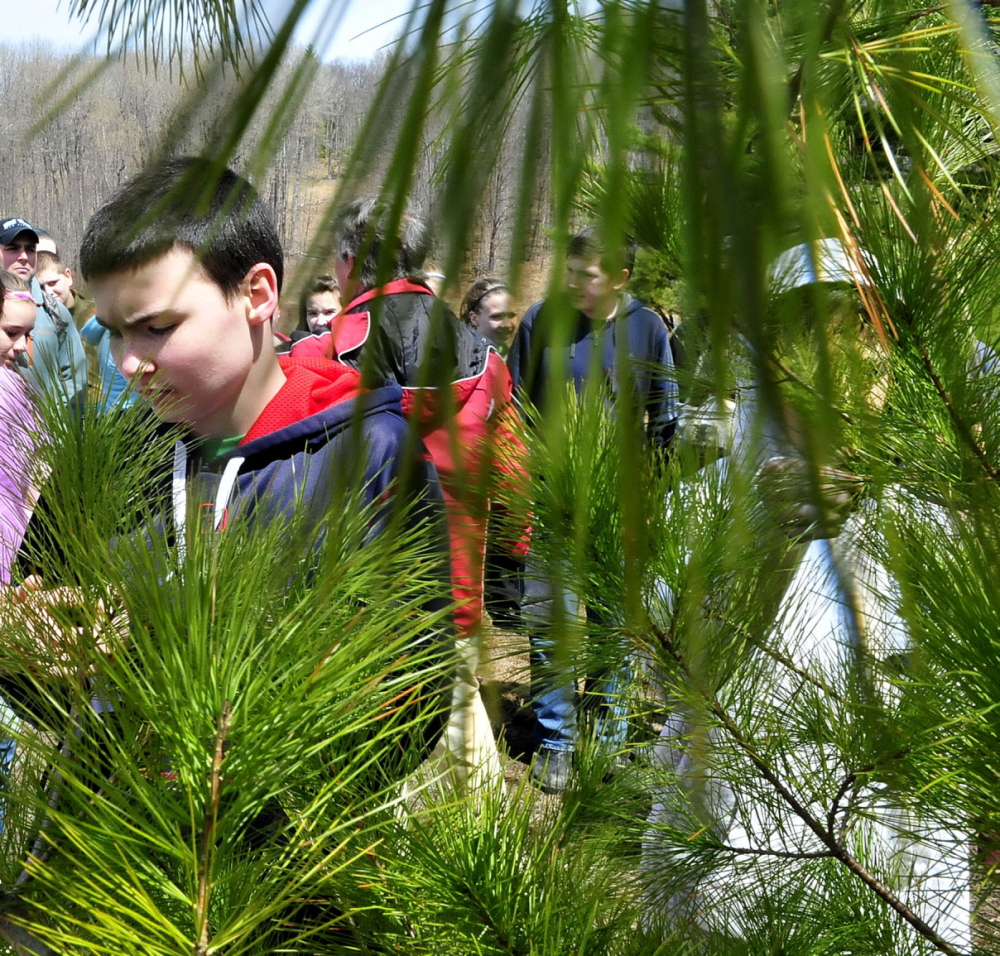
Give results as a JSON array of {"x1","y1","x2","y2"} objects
[{"x1": 0, "y1": 217, "x2": 86, "y2": 411}]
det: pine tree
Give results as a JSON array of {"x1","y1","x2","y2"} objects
[{"x1": 8, "y1": 1, "x2": 1000, "y2": 954}]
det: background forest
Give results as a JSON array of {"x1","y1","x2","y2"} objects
[{"x1": 0, "y1": 39, "x2": 558, "y2": 318}]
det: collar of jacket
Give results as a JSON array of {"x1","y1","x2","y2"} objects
[{"x1": 345, "y1": 278, "x2": 434, "y2": 312}]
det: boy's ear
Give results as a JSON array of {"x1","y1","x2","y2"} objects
[
  {"x1": 611, "y1": 267, "x2": 630, "y2": 293},
  {"x1": 243, "y1": 263, "x2": 280, "y2": 326}
]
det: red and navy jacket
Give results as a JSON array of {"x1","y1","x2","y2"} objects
[
  {"x1": 291, "y1": 281, "x2": 529, "y2": 637},
  {"x1": 185, "y1": 354, "x2": 449, "y2": 551}
]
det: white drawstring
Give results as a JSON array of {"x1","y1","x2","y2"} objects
[
  {"x1": 172, "y1": 440, "x2": 246, "y2": 563},
  {"x1": 172, "y1": 441, "x2": 188, "y2": 562},
  {"x1": 214, "y1": 455, "x2": 246, "y2": 531}
]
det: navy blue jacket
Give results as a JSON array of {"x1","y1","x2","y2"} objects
[
  {"x1": 507, "y1": 295, "x2": 678, "y2": 447},
  {"x1": 185, "y1": 356, "x2": 445, "y2": 543}
]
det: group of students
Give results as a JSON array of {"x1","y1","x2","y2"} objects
[
  {"x1": 286, "y1": 219, "x2": 679, "y2": 794},
  {"x1": 295, "y1": 266, "x2": 520, "y2": 360},
  {"x1": 0, "y1": 156, "x2": 975, "y2": 950},
  {"x1": 0, "y1": 162, "x2": 733, "y2": 804}
]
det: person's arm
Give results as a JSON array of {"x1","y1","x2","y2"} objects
[
  {"x1": 507, "y1": 302, "x2": 543, "y2": 421},
  {"x1": 27, "y1": 299, "x2": 88, "y2": 409},
  {"x1": 50, "y1": 299, "x2": 88, "y2": 405},
  {"x1": 646, "y1": 314, "x2": 680, "y2": 449}
]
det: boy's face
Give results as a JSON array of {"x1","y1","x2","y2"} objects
[
  {"x1": 2, "y1": 233, "x2": 37, "y2": 282},
  {"x1": 565, "y1": 256, "x2": 628, "y2": 320},
  {"x1": 0, "y1": 297, "x2": 36, "y2": 367},
  {"x1": 91, "y1": 247, "x2": 279, "y2": 439},
  {"x1": 36, "y1": 266, "x2": 74, "y2": 306}
]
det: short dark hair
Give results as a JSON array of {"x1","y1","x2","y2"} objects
[
  {"x1": 567, "y1": 226, "x2": 637, "y2": 277},
  {"x1": 333, "y1": 197, "x2": 429, "y2": 293},
  {"x1": 80, "y1": 156, "x2": 284, "y2": 297},
  {"x1": 460, "y1": 277, "x2": 508, "y2": 323}
]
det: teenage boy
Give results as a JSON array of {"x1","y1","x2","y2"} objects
[
  {"x1": 0, "y1": 218, "x2": 87, "y2": 410},
  {"x1": 509, "y1": 226, "x2": 677, "y2": 447},
  {"x1": 1, "y1": 162, "x2": 451, "y2": 950},
  {"x1": 507, "y1": 226, "x2": 678, "y2": 792},
  {"x1": 36, "y1": 250, "x2": 96, "y2": 329},
  {"x1": 2, "y1": 160, "x2": 451, "y2": 723},
  {"x1": 79, "y1": 162, "x2": 447, "y2": 546}
]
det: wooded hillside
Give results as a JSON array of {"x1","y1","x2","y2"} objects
[{"x1": 0, "y1": 40, "x2": 551, "y2": 317}]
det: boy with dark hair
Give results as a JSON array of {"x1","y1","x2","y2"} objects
[
  {"x1": 1, "y1": 162, "x2": 451, "y2": 951},
  {"x1": 73, "y1": 157, "x2": 448, "y2": 558},
  {"x1": 569, "y1": 224, "x2": 638, "y2": 274},
  {"x1": 10, "y1": 158, "x2": 450, "y2": 740},
  {"x1": 508, "y1": 225, "x2": 678, "y2": 792}
]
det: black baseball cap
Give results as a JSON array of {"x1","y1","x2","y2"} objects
[{"x1": 0, "y1": 218, "x2": 39, "y2": 246}]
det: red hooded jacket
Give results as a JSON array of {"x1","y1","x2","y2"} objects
[{"x1": 291, "y1": 280, "x2": 528, "y2": 637}]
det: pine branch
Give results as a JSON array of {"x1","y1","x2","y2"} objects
[
  {"x1": 917, "y1": 343, "x2": 1000, "y2": 482},
  {"x1": 16, "y1": 732, "x2": 76, "y2": 887},
  {"x1": 650, "y1": 620, "x2": 968, "y2": 956},
  {"x1": 827, "y1": 767, "x2": 859, "y2": 846},
  {"x1": 195, "y1": 700, "x2": 232, "y2": 956},
  {"x1": 459, "y1": 884, "x2": 517, "y2": 954},
  {"x1": 717, "y1": 611, "x2": 844, "y2": 701},
  {"x1": 717, "y1": 843, "x2": 834, "y2": 860}
]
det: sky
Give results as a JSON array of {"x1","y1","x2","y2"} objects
[{"x1": 0, "y1": 0, "x2": 416, "y2": 63}]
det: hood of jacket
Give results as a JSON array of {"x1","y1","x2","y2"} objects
[
  {"x1": 231, "y1": 354, "x2": 404, "y2": 466},
  {"x1": 290, "y1": 279, "x2": 494, "y2": 385},
  {"x1": 172, "y1": 353, "x2": 413, "y2": 543}
]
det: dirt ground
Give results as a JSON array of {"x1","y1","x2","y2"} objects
[{"x1": 477, "y1": 621, "x2": 539, "y2": 786}]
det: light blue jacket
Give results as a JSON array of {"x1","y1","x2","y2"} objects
[
  {"x1": 80, "y1": 317, "x2": 134, "y2": 409},
  {"x1": 18, "y1": 278, "x2": 87, "y2": 410}
]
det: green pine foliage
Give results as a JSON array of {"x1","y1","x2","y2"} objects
[
  {"x1": 1, "y1": 399, "x2": 453, "y2": 953},
  {"x1": 9, "y1": 0, "x2": 1000, "y2": 954}
]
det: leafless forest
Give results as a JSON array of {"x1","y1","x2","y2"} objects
[{"x1": 0, "y1": 41, "x2": 552, "y2": 320}]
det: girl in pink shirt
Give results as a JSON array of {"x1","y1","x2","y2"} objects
[{"x1": 0, "y1": 269, "x2": 40, "y2": 584}]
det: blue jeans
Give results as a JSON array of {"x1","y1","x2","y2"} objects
[{"x1": 522, "y1": 556, "x2": 630, "y2": 753}]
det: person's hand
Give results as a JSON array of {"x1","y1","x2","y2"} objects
[
  {"x1": 757, "y1": 456, "x2": 862, "y2": 540},
  {"x1": 2, "y1": 577, "x2": 125, "y2": 678}
]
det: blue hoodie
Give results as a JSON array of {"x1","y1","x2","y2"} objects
[
  {"x1": 175, "y1": 354, "x2": 448, "y2": 549},
  {"x1": 508, "y1": 294, "x2": 678, "y2": 447}
]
